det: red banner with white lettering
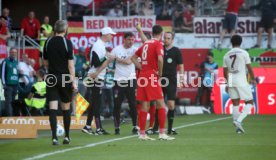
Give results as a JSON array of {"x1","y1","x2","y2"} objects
[
  {"x1": 67, "y1": 32, "x2": 143, "y2": 54},
  {"x1": 83, "y1": 16, "x2": 156, "y2": 33},
  {"x1": 177, "y1": 49, "x2": 209, "y2": 104}
]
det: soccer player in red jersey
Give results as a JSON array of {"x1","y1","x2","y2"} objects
[
  {"x1": 135, "y1": 25, "x2": 157, "y2": 134},
  {"x1": 131, "y1": 25, "x2": 175, "y2": 140}
]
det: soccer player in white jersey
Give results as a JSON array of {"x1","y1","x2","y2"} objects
[
  {"x1": 223, "y1": 35, "x2": 256, "y2": 134},
  {"x1": 111, "y1": 32, "x2": 138, "y2": 135}
]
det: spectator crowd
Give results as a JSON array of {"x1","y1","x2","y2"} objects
[{"x1": 66, "y1": 0, "x2": 196, "y2": 32}]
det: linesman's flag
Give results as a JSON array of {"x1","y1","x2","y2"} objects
[{"x1": 75, "y1": 93, "x2": 89, "y2": 124}]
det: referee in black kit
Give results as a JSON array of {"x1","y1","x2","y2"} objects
[
  {"x1": 43, "y1": 20, "x2": 77, "y2": 145},
  {"x1": 154, "y1": 32, "x2": 184, "y2": 135}
]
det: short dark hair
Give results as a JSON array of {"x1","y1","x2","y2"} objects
[
  {"x1": 208, "y1": 51, "x2": 214, "y2": 57},
  {"x1": 165, "y1": 32, "x2": 174, "y2": 39},
  {"x1": 37, "y1": 69, "x2": 46, "y2": 78},
  {"x1": 144, "y1": 32, "x2": 151, "y2": 39},
  {"x1": 152, "y1": 25, "x2": 163, "y2": 36},
  {"x1": 231, "y1": 35, "x2": 242, "y2": 46},
  {"x1": 124, "y1": 32, "x2": 134, "y2": 39}
]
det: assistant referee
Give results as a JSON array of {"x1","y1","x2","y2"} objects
[{"x1": 43, "y1": 20, "x2": 77, "y2": 145}]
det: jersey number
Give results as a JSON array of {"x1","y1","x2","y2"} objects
[
  {"x1": 229, "y1": 54, "x2": 237, "y2": 69},
  {"x1": 142, "y1": 44, "x2": 148, "y2": 60}
]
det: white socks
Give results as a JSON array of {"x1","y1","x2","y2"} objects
[
  {"x1": 232, "y1": 106, "x2": 240, "y2": 121},
  {"x1": 237, "y1": 103, "x2": 253, "y2": 123}
]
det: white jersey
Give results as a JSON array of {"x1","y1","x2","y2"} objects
[
  {"x1": 223, "y1": 48, "x2": 251, "y2": 87},
  {"x1": 111, "y1": 45, "x2": 137, "y2": 81},
  {"x1": 88, "y1": 38, "x2": 107, "y2": 80},
  {"x1": 18, "y1": 61, "x2": 33, "y2": 83}
]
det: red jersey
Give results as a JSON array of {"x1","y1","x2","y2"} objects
[
  {"x1": 21, "y1": 17, "x2": 41, "y2": 39},
  {"x1": 0, "y1": 24, "x2": 7, "y2": 42},
  {"x1": 183, "y1": 11, "x2": 193, "y2": 27},
  {"x1": 0, "y1": 24, "x2": 8, "y2": 58},
  {"x1": 135, "y1": 39, "x2": 164, "y2": 74},
  {"x1": 226, "y1": 0, "x2": 244, "y2": 14}
]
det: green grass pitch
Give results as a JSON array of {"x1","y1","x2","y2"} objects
[{"x1": 1, "y1": 114, "x2": 276, "y2": 160}]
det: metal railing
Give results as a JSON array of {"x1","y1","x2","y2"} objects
[
  {"x1": 8, "y1": 30, "x2": 41, "y2": 60},
  {"x1": 22, "y1": 35, "x2": 41, "y2": 51}
]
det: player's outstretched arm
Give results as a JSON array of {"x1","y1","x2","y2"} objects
[
  {"x1": 89, "y1": 57, "x2": 114, "y2": 78},
  {"x1": 131, "y1": 54, "x2": 141, "y2": 70},
  {"x1": 116, "y1": 57, "x2": 132, "y2": 65},
  {"x1": 136, "y1": 23, "x2": 148, "y2": 43}
]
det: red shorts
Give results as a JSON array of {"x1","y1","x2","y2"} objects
[{"x1": 136, "y1": 71, "x2": 163, "y2": 102}]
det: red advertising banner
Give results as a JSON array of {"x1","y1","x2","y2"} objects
[
  {"x1": 67, "y1": 32, "x2": 143, "y2": 54},
  {"x1": 83, "y1": 16, "x2": 156, "y2": 33},
  {"x1": 214, "y1": 68, "x2": 276, "y2": 115},
  {"x1": 177, "y1": 49, "x2": 209, "y2": 103},
  {"x1": 255, "y1": 84, "x2": 276, "y2": 114}
]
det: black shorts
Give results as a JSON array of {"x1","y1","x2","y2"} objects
[
  {"x1": 259, "y1": 14, "x2": 274, "y2": 29},
  {"x1": 222, "y1": 13, "x2": 238, "y2": 30},
  {"x1": 46, "y1": 75, "x2": 73, "y2": 103},
  {"x1": 46, "y1": 85, "x2": 72, "y2": 103},
  {"x1": 161, "y1": 76, "x2": 177, "y2": 100}
]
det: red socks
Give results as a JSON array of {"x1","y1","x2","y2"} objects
[
  {"x1": 158, "y1": 107, "x2": 166, "y2": 134},
  {"x1": 137, "y1": 104, "x2": 142, "y2": 127},
  {"x1": 139, "y1": 111, "x2": 148, "y2": 135},
  {"x1": 149, "y1": 105, "x2": 156, "y2": 128}
]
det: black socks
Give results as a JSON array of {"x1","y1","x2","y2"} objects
[
  {"x1": 63, "y1": 110, "x2": 71, "y2": 138},
  {"x1": 167, "y1": 109, "x2": 175, "y2": 132},
  {"x1": 49, "y1": 109, "x2": 57, "y2": 139}
]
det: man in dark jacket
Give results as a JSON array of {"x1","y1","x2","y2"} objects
[{"x1": 1, "y1": 47, "x2": 19, "y2": 116}]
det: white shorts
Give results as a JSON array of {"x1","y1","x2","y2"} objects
[{"x1": 228, "y1": 85, "x2": 253, "y2": 101}]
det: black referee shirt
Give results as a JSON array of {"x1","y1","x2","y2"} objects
[
  {"x1": 43, "y1": 36, "x2": 74, "y2": 75},
  {"x1": 163, "y1": 46, "x2": 183, "y2": 77}
]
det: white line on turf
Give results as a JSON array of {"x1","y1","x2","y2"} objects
[{"x1": 24, "y1": 116, "x2": 231, "y2": 160}]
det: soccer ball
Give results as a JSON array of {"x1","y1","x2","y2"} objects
[{"x1": 56, "y1": 124, "x2": 65, "y2": 137}]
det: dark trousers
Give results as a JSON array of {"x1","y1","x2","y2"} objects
[
  {"x1": 86, "y1": 79, "x2": 104, "y2": 128},
  {"x1": 113, "y1": 79, "x2": 137, "y2": 128},
  {"x1": 195, "y1": 85, "x2": 212, "y2": 106},
  {"x1": 101, "y1": 88, "x2": 114, "y2": 116},
  {"x1": 12, "y1": 100, "x2": 43, "y2": 116},
  {"x1": 3, "y1": 85, "x2": 17, "y2": 116}
]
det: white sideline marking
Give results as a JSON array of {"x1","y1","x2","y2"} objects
[{"x1": 24, "y1": 116, "x2": 231, "y2": 160}]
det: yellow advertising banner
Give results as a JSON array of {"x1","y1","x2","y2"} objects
[
  {"x1": 0, "y1": 124, "x2": 37, "y2": 139},
  {"x1": 0, "y1": 116, "x2": 88, "y2": 130}
]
